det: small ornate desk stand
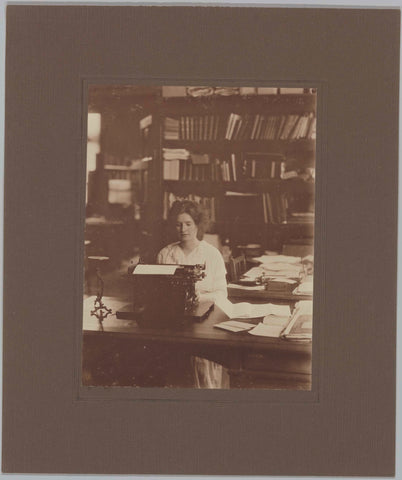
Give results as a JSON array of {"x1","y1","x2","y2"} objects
[{"x1": 90, "y1": 268, "x2": 112, "y2": 332}]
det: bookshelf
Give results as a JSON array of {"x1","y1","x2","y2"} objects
[
  {"x1": 86, "y1": 86, "x2": 316, "y2": 260},
  {"x1": 141, "y1": 90, "x2": 316, "y2": 254}
]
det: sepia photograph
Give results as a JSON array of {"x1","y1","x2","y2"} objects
[
  {"x1": 3, "y1": 3, "x2": 399, "y2": 475},
  {"x1": 82, "y1": 84, "x2": 316, "y2": 390}
]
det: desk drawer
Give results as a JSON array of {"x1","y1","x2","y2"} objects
[{"x1": 243, "y1": 350, "x2": 312, "y2": 375}]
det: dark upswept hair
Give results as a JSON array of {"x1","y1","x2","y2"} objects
[{"x1": 167, "y1": 200, "x2": 209, "y2": 240}]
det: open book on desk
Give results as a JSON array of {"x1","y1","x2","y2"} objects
[
  {"x1": 244, "y1": 303, "x2": 313, "y2": 339},
  {"x1": 282, "y1": 300, "x2": 313, "y2": 341},
  {"x1": 215, "y1": 297, "x2": 291, "y2": 319},
  {"x1": 248, "y1": 315, "x2": 290, "y2": 337},
  {"x1": 214, "y1": 296, "x2": 313, "y2": 340}
]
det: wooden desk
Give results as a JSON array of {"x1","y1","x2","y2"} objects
[
  {"x1": 227, "y1": 286, "x2": 312, "y2": 302},
  {"x1": 82, "y1": 296, "x2": 312, "y2": 390}
]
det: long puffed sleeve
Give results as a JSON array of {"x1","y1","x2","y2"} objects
[{"x1": 197, "y1": 243, "x2": 228, "y2": 302}]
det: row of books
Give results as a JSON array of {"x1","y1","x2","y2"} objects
[
  {"x1": 218, "y1": 154, "x2": 285, "y2": 182},
  {"x1": 163, "y1": 189, "x2": 312, "y2": 226},
  {"x1": 162, "y1": 191, "x2": 217, "y2": 223},
  {"x1": 163, "y1": 159, "x2": 214, "y2": 181},
  {"x1": 225, "y1": 113, "x2": 316, "y2": 141},
  {"x1": 162, "y1": 158, "x2": 285, "y2": 182},
  {"x1": 224, "y1": 191, "x2": 288, "y2": 225},
  {"x1": 163, "y1": 113, "x2": 316, "y2": 142},
  {"x1": 162, "y1": 150, "x2": 287, "y2": 181}
]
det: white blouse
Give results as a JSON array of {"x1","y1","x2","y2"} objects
[{"x1": 156, "y1": 240, "x2": 228, "y2": 301}]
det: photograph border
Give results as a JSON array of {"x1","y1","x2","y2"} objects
[{"x1": 77, "y1": 76, "x2": 324, "y2": 403}]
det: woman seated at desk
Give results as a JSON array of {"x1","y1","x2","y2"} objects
[
  {"x1": 157, "y1": 200, "x2": 227, "y2": 302},
  {"x1": 157, "y1": 200, "x2": 229, "y2": 388}
]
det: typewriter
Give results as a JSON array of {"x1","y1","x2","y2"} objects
[{"x1": 116, "y1": 263, "x2": 214, "y2": 328}]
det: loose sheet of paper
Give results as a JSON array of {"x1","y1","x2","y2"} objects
[
  {"x1": 214, "y1": 320, "x2": 256, "y2": 332},
  {"x1": 263, "y1": 315, "x2": 291, "y2": 326},
  {"x1": 268, "y1": 278, "x2": 297, "y2": 285},
  {"x1": 248, "y1": 323, "x2": 285, "y2": 337},
  {"x1": 215, "y1": 297, "x2": 291, "y2": 319},
  {"x1": 133, "y1": 264, "x2": 178, "y2": 275},
  {"x1": 227, "y1": 283, "x2": 266, "y2": 291}
]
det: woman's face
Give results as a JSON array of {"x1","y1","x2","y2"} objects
[{"x1": 175, "y1": 213, "x2": 198, "y2": 242}]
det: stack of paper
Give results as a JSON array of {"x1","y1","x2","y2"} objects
[
  {"x1": 253, "y1": 254, "x2": 301, "y2": 265},
  {"x1": 238, "y1": 255, "x2": 315, "y2": 295},
  {"x1": 108, "y1": 179, "x2": 132, "y2": 206},
  {"x1": 247, "y1": 255, "x2": 304, "y2": 280},
  {"x1": 260, "y1": 263, "x2": 302, "y2": 279},
  {"x1": 292, "y1": 277, "x2": 314, "y2": 295},
  {"x1": 164, "y1": 117, "x2": 180, "y2": 140},
  {"x1": 162, "y1": 148, "x2": 190, "y2": 160}
]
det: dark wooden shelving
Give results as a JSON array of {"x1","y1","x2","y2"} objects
[{"x1": 140, "y1": 91, "x2": 316, "y2": 252}]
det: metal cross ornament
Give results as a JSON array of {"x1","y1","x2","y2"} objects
[{"x1": 90, "y1": 267, "x2": 112, "y2": 331}]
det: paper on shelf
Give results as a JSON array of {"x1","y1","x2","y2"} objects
[
  {"x1": 133, "y1": 264, "x2": 178, "y2": 275},
  {"x1": 225, "y1": 191, "x2": 259, "y2": 196}
]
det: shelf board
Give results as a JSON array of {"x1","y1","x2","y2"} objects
[
  {"x1": 216, "y1": 219, "x2": 313, "y2": 227},
  {"x1": 158, "y1": 217, "x2": 313, "y2": 227},
  {"x1": 163, "y1": 178, "x2": 315, "y2": 194},
  {"x1": 162, "y1": 138, "x2": 315, "y2": 153}
]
